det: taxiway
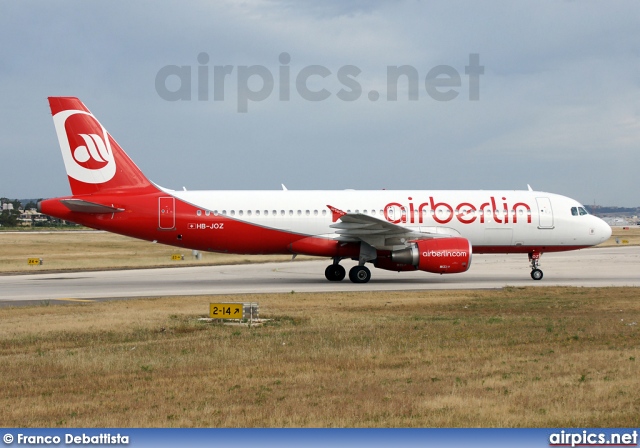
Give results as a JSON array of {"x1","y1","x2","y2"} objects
[{"x1": 0, "y1": 246, "x2": 638, "y2": 305}]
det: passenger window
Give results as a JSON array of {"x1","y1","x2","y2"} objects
[{"x1": 196, "y1": 210, "x2": 202, "y2": 216}]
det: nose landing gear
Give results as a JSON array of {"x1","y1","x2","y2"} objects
[{"x1": 529, "y1": 252, "x2": 543, "y2": 280}]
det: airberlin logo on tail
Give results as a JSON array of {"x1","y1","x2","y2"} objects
[
  {"x1": 74, "y1": 134, "x2": 110, "y2": 164},
  {"x1": 52, "y1": 110, "x2": 116, "y2": 184}
]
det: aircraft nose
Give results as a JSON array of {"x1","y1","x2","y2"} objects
[
  {"x1": 595, "y1": 217, "x2": 612, "y2": 243},
  {"x1": 603, "y1": 221, "x2": 612, "y2": 240}
]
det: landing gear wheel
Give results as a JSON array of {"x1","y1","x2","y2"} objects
[
  {"x1": 325, "y1": 264, "x2": 346, "y2": 281},
  {"x1": 528, "y1": 252, "x2": 543, "y2": 281},
  {"x1": 349, "y1": 265, "x2": 371, "y2": 283},
  {"x1": 531, "y1": 269, "x2": 543, "y2": 281}
]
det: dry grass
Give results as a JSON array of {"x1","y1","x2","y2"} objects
[
  {"x1": 600, "y1": 226, "x2": 640, "y2": 247},
  {"x1": 0, "y1": 231, "x2": 303, "y2": 273},
  {"x1": 1, "y1": 287, "x2": 639, "y2": 427}
]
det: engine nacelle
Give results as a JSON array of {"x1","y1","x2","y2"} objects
[{"x1": 391, "y1": 237, "x2": 472, "y2": 274}]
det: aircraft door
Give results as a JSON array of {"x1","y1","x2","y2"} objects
[
  {"x1": 159, "y1": 197, "x2": 176, "y2": 230},
  {"x1": 535, "y1": 197, "x2": 554, "y2": 229}
]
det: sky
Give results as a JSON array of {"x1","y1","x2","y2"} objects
[{"x1": 1, "y1": 0, "x2": 639, "y2": 206}]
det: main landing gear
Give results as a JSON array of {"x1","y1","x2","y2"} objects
[
  {"x1": 324, "y1": 263, "x2": 346, "y2": 281},
  {"x1": 324, "y1": 258, "x2": 372, "y2": 283},
  {"x1": 529, "y1": 252, "x2": 543, "y2": 280},
  {"x1": 348, "y1": 265, "x2": 371, "y2": 283}
]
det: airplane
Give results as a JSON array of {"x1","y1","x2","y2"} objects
[{"x1": 38, "y1": 97, "x2": 612, "y2": 283}]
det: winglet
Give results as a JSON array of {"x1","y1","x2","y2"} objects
[{"x1": 326, "y1": 204, "x2": 347, "y2": 223}]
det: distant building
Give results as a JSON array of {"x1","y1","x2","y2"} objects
[{"x1": 18, "y1": 209, "x2": 49, "y2": 226}]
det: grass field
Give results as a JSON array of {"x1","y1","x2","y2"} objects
[
  {"x1": 1, "y1": 227, "x2": 638, "y2": 274},
  {"x1": 2, "y1": 226, "x2": 639, "y2": 427},
  {"x1": 1, "y1": 287, "x2": 639, "y2": 427},
  {"x1": 600, "y1": 226, "x2": 640, "y2": 247},
  {"x1": 0, "y1": 231, "x2": 302, "y2": 273}
]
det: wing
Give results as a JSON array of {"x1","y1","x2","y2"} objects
[{"x1": 327, "y1": 205, "x2": 460, "y2": 249}]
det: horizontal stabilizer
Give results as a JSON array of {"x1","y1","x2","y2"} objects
[{"x1": 59, "y1": 199, "x2": 124, "y2": 214}]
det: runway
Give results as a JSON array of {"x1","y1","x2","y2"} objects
[{"x1": 0, "y1": 246, "x2": 638, "y2": 305}]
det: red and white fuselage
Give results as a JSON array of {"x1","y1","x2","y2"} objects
[{"x1": 39, "y1": 97, "x2": 612, "y2": 283}]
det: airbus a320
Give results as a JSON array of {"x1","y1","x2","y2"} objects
[{"x1": 38, "y1": 97, "x2": 612, "y2": 283}]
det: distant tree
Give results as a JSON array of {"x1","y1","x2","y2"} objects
[
  {"x1": 0, "y1": 198, "x2": 20, "y2": 208},
  {"x1": 24, "y1": 201, "x2": 37, "y2": 210},
  {"x1": 0, "y1": 209, "x2": 20, "y2": 227}
]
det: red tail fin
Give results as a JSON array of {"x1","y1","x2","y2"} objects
[{"x1": 49, "y1": 97, "x2": 155, "y2": 196}]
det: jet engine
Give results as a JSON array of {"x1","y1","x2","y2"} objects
[{"x1": 388, "y1": 237, "x2": 472, "y2": 274}]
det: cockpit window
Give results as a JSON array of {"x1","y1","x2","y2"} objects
[{"x1": 571, "y1": 206, "x2": 589, "y2": 216}]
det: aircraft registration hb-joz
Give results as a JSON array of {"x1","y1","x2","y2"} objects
[{"x1": 39, "y1": 97, "x2": 612, "y2": 283}]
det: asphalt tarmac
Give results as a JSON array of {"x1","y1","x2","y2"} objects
[{"x1": 0, "y1": 246, "x2": 638, "y2": 306}]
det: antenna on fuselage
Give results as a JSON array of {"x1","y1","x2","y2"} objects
[{"x1": 527, "y1": 184, "x2": 533, "y2": 192}]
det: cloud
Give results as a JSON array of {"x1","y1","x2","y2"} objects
[{"x1": 0, "y1": 0, "x2": 638, "y2": 206}]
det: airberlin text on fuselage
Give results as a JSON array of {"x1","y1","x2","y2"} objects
[{"x1": 384, "y1": 196, "x2": 532, "y2": 225}]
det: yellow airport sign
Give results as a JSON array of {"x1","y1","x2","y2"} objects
[
  {"x1": 210, "y1": 303, "x2": 243, "y2": 320},
  {"x1": 171, "y1": 254, "x2": 183, "y2": 260},
  {"x1": 28, "y1": 258, "x2": 42, "y2": 265}
]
